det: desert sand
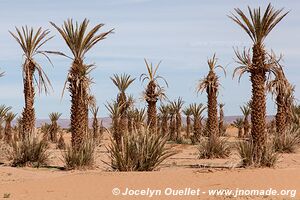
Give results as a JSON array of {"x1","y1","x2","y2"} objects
[{"x1": 0, "y1": 127, "x2": 299, "y2": 200}]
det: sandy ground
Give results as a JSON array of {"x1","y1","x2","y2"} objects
[{"x1": 0, "y1": 127, "x2": 299, "y2": 200}]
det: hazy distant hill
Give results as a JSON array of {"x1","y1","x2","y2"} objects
[{"x1": 20, "y1": 115, "x2": 274, "y2": 128}]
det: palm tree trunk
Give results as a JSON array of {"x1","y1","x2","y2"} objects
[
  {"x1": 186, "y1": 115, "x2": 191, "y2": 138},
  {"x1": 21, "y1": 61, "x2": 35, "y2": 139},
  {"x1": 147, "y1": 100, "x2": 157, "y2": 133},
  {"x1": 251, "y1": 43, "x2": 267, "y2": 165},
  {"x1": 207, "y1": 89, "x2": 218, "y2": 143},
  {"x1": 275, "y1": 92, "x2": 286, "y2": 140},
  {"x1": 244, "y1": 119, "x2": 250, "y2": 138},
  {"x1": 70, "y1": 62, "x2": 89, "y2": 149},
  {"x1": 4, "y1": 122, "x2": 12, "y2": 143},
  {"x1": 161, "y1": 116, "x2": 168, "y2": 136},
  {"x1": 219, "y1": 108, "x2": 224, "y2": 136},
  {"x1": 176, "y1": 113, "x2": 182, "y2": 140}
]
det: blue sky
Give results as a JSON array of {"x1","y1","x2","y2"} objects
[{"x1": 0, "y1": 0, "x2": 299, "y2": 119}]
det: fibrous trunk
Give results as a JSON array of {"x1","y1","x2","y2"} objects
[
  {"x1": 250, "y1": 43, "x2": 267, "y2": 165},
  {"x1": 21, "y1": 61, "x2": 36, "y2": 139},
  {"x1": 70, "y1": 60, "x2": 89, "y2": 150}
]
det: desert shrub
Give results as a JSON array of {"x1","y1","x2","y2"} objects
[
  {"x1": 198, "y1": 137, "x2": 231, "y2": 159},
  {"x1": 273, "y1": 125, "x2": 300, "y2": 153},
  {"x1": 107, "y1": 128, "x2": 177, "y2": 171},
  {"x1": 236, "y1": 140, "x2": 279, "y2": 167},
  {"x1": 57, "y1": 132, "x2": 66, "y2": 150},
  {"x1": 8, "y1": 134, "x2": 50, "y2": 167},
  {"x1": 63, "y1": 138, "x2": 95, "y2": 170}
]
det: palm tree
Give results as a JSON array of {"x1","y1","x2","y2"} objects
[
  {"x1": 111, "y1": 74, "x2": 135, "y2": 135},
  {"x1": 106, "y1": 101, "x2": 121, "y2": 147},
  {"x1": 232, "y1": 118, "x2": 244, "y2": 138},
  {"x1": 218, "y1": 103, "x2": 225, "y2": 136},
  {"x1": 183, "y1": 106, "x2": 192, "y2": 138},
  {"x1": 230, "y1": 4, "x2": 288, "y2": 164},
  {"x1": 49, "y1": 112, "x2": 62, "y2": 142},
  {"x1": 170, "y1": 97, "x2": 184, "y2": 140},
  {"x1": 51, "y1": 19, "x2": 113, "y2": 149},
  {"x1": 133, "y1": 108, "x2": 146, "y2": 131},
  {"x1": 240, "y1": 102, "x2": 251, "y2": 138},
  {"x1": 168, "y1": 105, "x2": 176, "y2": 140},
  {"x1": 4, "y1": 112, "x2": 17, "y2": 143},
  {"x1": 190, "y1": 103, "x2": 206, "y2": 139},
  {"x1": 0, "y1": 105, "x2": 12, "y2": 140},
  {"x1": 10, "y1": 26, "x2": 53, "y2": 139},
  {"x1": 267, "y1": 65, "x2": 294, "y2": 140},
  {"x1": 90, "y1": 105, "x2": 100, "y2": 140},
  {"x1": 197, "y1": 54, "x2": 225, "y2": 144},
  {"x1": 159, "y1": 104, "x2": 170, "y2": 136},
  {"x1": 140, "y1": 59, "x2": 168, "y2": 133}
]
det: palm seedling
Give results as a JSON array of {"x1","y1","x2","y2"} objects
[
  {"x1": 4, "y1": 112, "x2": 17, "y2": 143},
  {"x1": 197, "y1": 54, "x2": 225, "y2": 144},
  {"x1": 10, "y1": 27, "x2": 53, "y2": 139},
  {"x1": 51, "y1": 19, "x2": 113, "y2": 149},
  {"x1": 140, "y1": 59, "x2": 168, "y2": 134},
  {"x1": 230, "y1": 3, "x2": 288, "y2": 165}
]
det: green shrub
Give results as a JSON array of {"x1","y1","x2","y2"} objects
[
  {"x1": 63, "y1": 138, "x2": 95, "y2": 170},
  {"x1": 107, "y1": 129, "x2": 177, "y2": 171},
  {"x1": 9, "y1": 134, "x2": 50, "y2": 167},
  {"x1": 274, "y1": 125, "x2": 300, "y2": 153},
  {"x1": 198, "y1": 137, "x2": 231, "y2": 159},
  {"x1": 236, "y1": 140, "x2": 279, "y2": 167}
]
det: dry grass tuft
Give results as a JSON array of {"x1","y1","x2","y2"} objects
[
  {"x1": 107, "y1": 128, "x2": 177, "y2": 171},
  {"x1": 198, "y1": 138, "x2": 231, "y2": 159},
  {"x1": 63, "y1": 138, "x2": 95, "y2": 170},
  {"x1": 8, "y1": 133, "x2": 50, "y2": 167}
]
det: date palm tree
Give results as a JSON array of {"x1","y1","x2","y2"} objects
[
  {"x1": 4, "y1": 112, "x2": 17, "y2": 143},
  {"x1": 133, "y1": 108, "x2": 146, "y2": 132},
  {"x1": 10, "y1": 26, "x2": 53, "y2": 139},
  {"x1": 51, "y1": 19, "x2": 113, "y2": 149},
  {"x1": 90, "y1": 105, "x2": 100, "y2": 140},
  {"x1": 170, "y1": 97, "x2": 184, "y2": 140},
  {"x1": 159, "y1": 104, "x2": 170, "y2": 136},
  {"x1": 111, "y1": 74, "x2": 135, "y2": 135},
  {"x1": 230, "y1": 4, "x2": 288, "y2": 165},
  {"x1": 218, "y1": 103, "x2": 225, "y2": 136},
  {"x1": 0, "y1": 105, "x2": 11, "y2": 140},
  {"x1": 197, "y1": 54, "x2": 225, "y2": 144},
  {"x1": 106, "y1": 101, "x2": 121, "y2": 147},
  {"x1": 183, "y1": 106, "x2": 193, "y2": 138},
  {"x1": 232, "y1": 118, "x2": 244, "y2": 138},
  {"x1": 240, "y1": 102, "x2": 251, "y2": 138},
  {"x1": 140, "y1": 59, "x2": 168, "y2": 134},
  {"x1": 190, "y1": 103, "x2": 206, "y2": 139},
  {"x1": 267, "y1": 65, "x2": 293, "y2": 140},
  {"x1": 49, "y1": 112, "x2": 62, "y2": 142}
]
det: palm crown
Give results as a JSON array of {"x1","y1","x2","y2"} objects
[{"x1": 229, "y1": 3, "x2": 288, "y2": 44}]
